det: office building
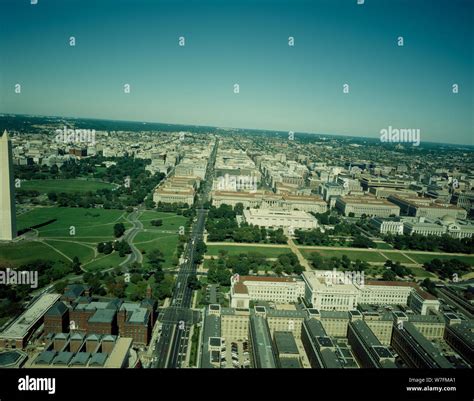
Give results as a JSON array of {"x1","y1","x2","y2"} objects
[
  {"x1": 347, "y1": 319, "x2": 396, "y2": 368},
  {"x1": 301, "y1": 318, "x2": 343, "y2": 368},
  {"x1": 220, "y1": 307, "x2": 250, "y2": 340},
  {"x1": 273, "y1": 331, "x2": 300, "y2": 365},
  {"x1": 242, "y1": 209, "x2": 318, "y2": 230},
  {"x1": 335, "y1": 195, "x2": 400, "y2": 218},
  {"x1": 444, "y1": 320, "x2": 473, "y2": 365},
  {"x1": 302, "y1": 271, "x2": 359, "y2": 311},
  {"x1": 0, "y1": 294, "x2": 61, "y2": 349},
  {"x1": 230, "y1": 275, "x2": 305, "y2": 308},
  {"x1": 391, "y1": 321, "x2": 453, "y2": 368},
  {"x1": 370, "y1": 217, "x2": 404, "y2": 235},
  {"x1": 388, "y1": 195, "x2": 467, "y2": 220},
  {"x1": 249, "y1": 313, "x2": 277, "y2": 368}
]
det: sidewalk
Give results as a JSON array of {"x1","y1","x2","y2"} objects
[{"x1": 287, "y1": 237, "x2": 311, "y2": 271}]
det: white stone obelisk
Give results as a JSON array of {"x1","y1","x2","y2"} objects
[{"x1": 0, "y1": 130, "x2": 17, "y2": 240}]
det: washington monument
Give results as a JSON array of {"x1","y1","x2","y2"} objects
[{"x1": 0, "y1": 130, "x2": 17, "y2": 240}]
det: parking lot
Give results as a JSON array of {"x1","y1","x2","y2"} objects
[{"x1": 220, "y1": 338, "x2": 251, "y2": 368}]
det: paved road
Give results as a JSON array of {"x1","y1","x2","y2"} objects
[
  {"x1": 151, "y1": 139, "x2": 218, "y2": 368},
  {"x1": 120, "y1": 209, "x2": 144, "y2": 268}
]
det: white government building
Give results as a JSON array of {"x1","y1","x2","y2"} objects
[
  {"x1": 242, "y1": 209, "x2": 318, "y2": 230},
  {"x1": 302, "y1": 271, "x2": 439, "y2": 315},
  {"x1": 211, "y1": 190, "x2": 327, "y2": 213},
  {"x1": 230, "y1": 275, "x2": 305, "y2": 308}
]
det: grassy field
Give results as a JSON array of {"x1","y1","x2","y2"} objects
[
  {"x1": 407, "y1": 266, "x2": 437, "y2": 278},
  {"x1": 301, "y1": 248, "x2": 387, "y2": 263},
  {"x1": 83, "y1": 252, "x2": 125, "y2": 272},
  {"x1": 0, "y1": 207, "x2": 130, "y2": 268},
  {"x1": 0, "y1": 241, "x2": 69, "y2": 266},
  {"x1": 17, "y1": 207, "x2": 129, "y2": 241},
  {"x1": 1, "y1": 207, "x2": 188, "y2": 272},
  {"x1": 135, "y1": 211, "x2": 187, "y2": 269},
  {"x1": 206, "y1": 244, "x2": 291, "y2": 257},
  {"x1": 135, "y1": 232, "x2": 181, "y2": 269},
  {"x1": 21, "y1": 179, "x2": 116, "y2": 194},
  {"x1": 375, "y1": 242, "x2": 393, "y2": 250},
  {"x1": 300, "y1": 247, "x2": 474, "y2": 267},
  {"x1": 379, "y1": 252, "x2": 413, "y2": 264},
  {"x1": 408, "y1": 253, "x2": 474, "y2": 265},
  {"x1": 139, "y1": 211, "x2": 186, "y2": 232},
  {"x1": 43, "y1": 240, "x2": 96, "y2": 262}
]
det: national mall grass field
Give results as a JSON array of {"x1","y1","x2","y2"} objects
[
  {"x1": 0, "y1": 207, "x2": 185, "y2": 272},
  {"x1": 20, "y1": 179, "x2": 116, "y2": 194}
]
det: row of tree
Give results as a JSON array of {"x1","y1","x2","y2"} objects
[
  {"x1": 206, "y1": 205, "x2": 287, "y2": 244},
  {"x1": 423, "y1": 258, "x2": 471, "y2": 280},
  {"x1": 384, "y1": 233, "x2": 473, "y2": 254},
  {"x1": 207, "y1": 251, "x2": 303, "y2": 281},
  {"x1": 97, "y1": 240, "x2": 131, "y2": 257},
  {"x1": 295, "y1": 229, "x2": 375, "y2": 248}
]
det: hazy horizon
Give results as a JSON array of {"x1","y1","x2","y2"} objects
[{"x1": 1, "y1": 0, "x2": 473, "y2": 145}]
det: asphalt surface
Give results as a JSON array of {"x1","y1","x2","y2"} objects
[{"x1": 120, "y1": 209, "x2": 144, "y2": 267}]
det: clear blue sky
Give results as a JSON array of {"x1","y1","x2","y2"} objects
[{"x1": 0, "y1": 0, "x2": 472, "y2": 144}]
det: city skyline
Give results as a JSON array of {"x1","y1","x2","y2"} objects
[
  {"x1": 0, "y1": 1, "x2": 473, "y2": 398},
  {"x1": 0, "y1": 0, "x2": 473, "y2": 145}
]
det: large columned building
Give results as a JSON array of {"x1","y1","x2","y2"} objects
[{"x1": 0, "y1": 130, "x2": 17, "y2": 240}]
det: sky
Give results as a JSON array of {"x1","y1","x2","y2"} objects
[{"x1": 0, "y1": 0, "x2": 473, "y2": 145}]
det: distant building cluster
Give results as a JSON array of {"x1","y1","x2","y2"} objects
[{"x1": 153, "y1": 139, "x2": 214, "y2": 206}]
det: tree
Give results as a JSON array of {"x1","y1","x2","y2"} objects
[
  {"x1": 382, "y1": 269, "x2": 396, "y2": 281},
  {"x1": 148, "y1": 249, "x2": 165, "y2": 269},
  {"x1": 274, "y1": 264, "x2": 283, "y2": 276},
  {"x1": 103, "y1": 242, "x2": 113, "y2": 255},
  {"x1": 47, "y1": 192, "x2": 58, "y2": 202},
  {"x1": 114, "y1": 223, "x2": 126, "y2": 238},
  {"x1": 234, "y1": 203, "x2": 244, "y2": 216},
  {"x1": 187, "y1": 274, "x2": 201, "y2": 290},
  {"x1": 309, "y1": 252, "x2": 325, "y2": 269},
  {"x1": 54, "y1": 280, "x2": 68, "y2": 294},
  {"x1": 130, "y1": 280, "x2": 148, "y2": 301},
  {"x1": 351, "y1": 235, "x2": 375, "y2": 249},
  {"x1": 156, "y1": 275, "x2": 174, "y2": 299},
  {"x1": 71, "y1": 256, "x2": 82, "y2": 274},
  {"x1": 422, "y1": 278, "x2": 436, "y2": 295}
]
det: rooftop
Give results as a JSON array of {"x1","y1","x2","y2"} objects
[
  {"x1": 89, "y1": 309, "x2": 116, "y2": 324},
  {"x1": 273, "y1": 331, "x2": 299, "y2": 355},
  {"x1": 0, "y1": 293, "x2": 61, "y2": 340}
]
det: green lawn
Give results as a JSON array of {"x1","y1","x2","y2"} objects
[
  {"x1": 21, "y1": 179, "x2": 116, "y2": 194},
  {"x1": 0, "y1": 207, "x2": 130, "y2": 267},
  {"x1": 206, "y1": 245, "x2": 291, "y2": 258},
  {"x1": 139, "y1": 211, "x2": 186, "y2": 232},
  {"x1": 408, "y1": 253, "x2": 474, "y2": 266},
  {"x1": 301, "y1": 248, "x2": 387, "y2": 263},
  {"x1": 17, "y1": 207, "x2": 129, "y2": 240},
  {"x1": 407, "y1": 266, "x2": 437, "y2": 278},
  {"x1": 136, "y1": 234, "x2": 180, "y2": 269},
  {"x1": 83, "y1": 252, "x2": 125, "y2": 272},
  {"x1": 375, "y1": 242, "x2": 393, "y2": 250},
  {"x1": 380, "y1": 252, "x2": 413, "y2": 264},
  {"x1": 43, "y1": 240, "x2": 95, "y2": 263},
  {"x1": 0, "y1": 241, "x2": 69, "y2": 266},
  {"x1": 127, "y1": 211, "x2": 188, "y2": 270},
  {"x1": 300, "y1": 247, "x2": 474, "y2": 267}
]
